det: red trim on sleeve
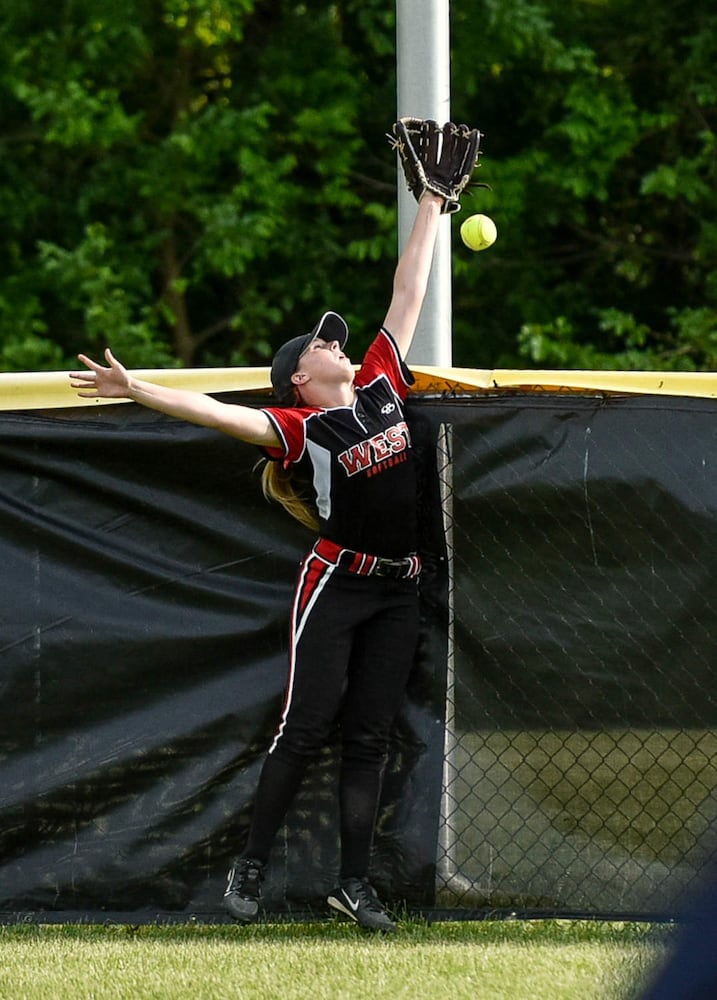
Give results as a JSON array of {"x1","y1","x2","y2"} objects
[
  {"x1": 355, "y1": 328, "x2": 414, "y2": 400},
  {"x1": 262, "y1": 406, "x2": 318, "y2": 464}
]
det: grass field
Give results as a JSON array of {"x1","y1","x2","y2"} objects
[{"x1": 0, "y1": 919, "x2": 667, "y2": 1000}]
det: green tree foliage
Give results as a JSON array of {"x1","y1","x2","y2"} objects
[
  {"x1": 0, "y1": 0, "x2": 715, "y2": 373},
  {"x1": 451, "y1": 0, "x2": 717, "y2": 370},
  {"x1": 0, "y1": 0, "x2": 397, "y2": 370}
]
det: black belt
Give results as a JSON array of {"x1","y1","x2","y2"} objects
[{"x1": 313, "y1": 538, "x2": 421, "y2": 580}]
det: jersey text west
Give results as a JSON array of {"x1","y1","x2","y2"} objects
[{"x1": 337, "y1": 421, "x2": 411, "y2": 477}]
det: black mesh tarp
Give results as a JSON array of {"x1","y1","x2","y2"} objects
[
  {"x1": 1, "y1": 391, "x2": 717, "y2": 921},
  {"x1": 0, "y1": 397, "x2": 448, "y2": 920}
]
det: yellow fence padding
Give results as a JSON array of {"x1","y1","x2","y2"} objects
[{"x1": 1, "y1": 365, "x2": 717, "y2": 411}]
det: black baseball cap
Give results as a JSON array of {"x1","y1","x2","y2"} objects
[{"x1": 270, "y1": 311, "x2": 349, "y2": 403}]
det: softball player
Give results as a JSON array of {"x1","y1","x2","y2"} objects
[
  {"x1": 72, "y1": 192, "x2": 440, "y2": 931},
  {"x1": 232, "y1": 315, "x2": 424, "y2": 933},
  {"x1": 70, "y1": 119, "x2": 482, "y2": 931}
]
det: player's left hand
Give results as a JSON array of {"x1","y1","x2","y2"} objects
[{"x1": 389, "y1": 118, "x2": 483, "y2": 214}]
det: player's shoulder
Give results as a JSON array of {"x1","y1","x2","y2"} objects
[
  {"x1": 357, "y1": 327, "x2": 413, "y2": 397},
  {"x1": 263, "y1": 404, "x2": 322, "y2": 422}
]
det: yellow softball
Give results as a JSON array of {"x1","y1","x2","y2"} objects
[{"x1": 460, "y1": 213, "x2": 497, "y2": 251}]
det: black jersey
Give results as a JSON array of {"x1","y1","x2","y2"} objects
[{"x1": 263, "y1": 328, "x2": 417, "y2": 558}]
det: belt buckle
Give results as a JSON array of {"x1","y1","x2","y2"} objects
[{"x1": 374, "y1": 558, "x2": 406, "y2": 579}]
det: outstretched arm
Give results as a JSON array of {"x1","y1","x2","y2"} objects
[
  {"x1": 70, "y1": 349, "x2": 280, "y2": 447},
  {"x1": 381, "y1": 192, "x2": 443, "y2": 358}
]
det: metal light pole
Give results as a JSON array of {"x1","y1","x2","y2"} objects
[
  {"x1": 396, "y1": 0, "x2": 476, "y2": 903},
  {"x1": 396, "y1": 0, "x2": 452, "y2": 366}
]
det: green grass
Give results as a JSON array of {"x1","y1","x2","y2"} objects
[{"x1": 0, "y1": 919, "x2": 668, "y2": 1000}]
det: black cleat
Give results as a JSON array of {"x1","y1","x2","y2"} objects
[
  {"x1": 223, "y1": 858, "x2": 265, "y2": 924},
  {"x1": 327, "y1": 877, "x2": 397, "y2": 932}
]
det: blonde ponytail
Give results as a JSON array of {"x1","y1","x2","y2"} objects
[{"x1": 260, "y1": 460, "x2": 319, "y2": 532}]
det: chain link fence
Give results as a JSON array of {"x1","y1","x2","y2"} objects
[{"x1": 433, "y1": 398, "x2": 717, "y2": 918}]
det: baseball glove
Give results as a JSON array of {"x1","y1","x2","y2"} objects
[{"x1": 389, "y1": 118, "x2": 483, "y2": 214}]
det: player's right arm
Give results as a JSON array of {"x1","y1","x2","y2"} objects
[
  {"x1": 70, "y1": 348, "x2": 280, "y2": 448},
  {"x1": 381, "y1": 192, "x2": 443, "y2": 359}
]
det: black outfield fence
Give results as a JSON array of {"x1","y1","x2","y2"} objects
[{"x1": 1, "y1": 388, "x2": 716, "y2": 921}]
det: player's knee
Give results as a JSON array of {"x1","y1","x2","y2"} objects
[
  {"x1": 272, "y1": 725, "x2": 328, "y2": 763},
  {"x1": 341, "y1": 737, "x2": 389, "y2": 772}
]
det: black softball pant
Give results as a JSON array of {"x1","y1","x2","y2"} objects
[{"x1": 242, "y1": 545, "x2": 420, "y2": 879}]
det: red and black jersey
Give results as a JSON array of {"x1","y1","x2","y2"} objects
[{"x1": 262, "y1": 328, "x2": 417, "y2": 558}]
